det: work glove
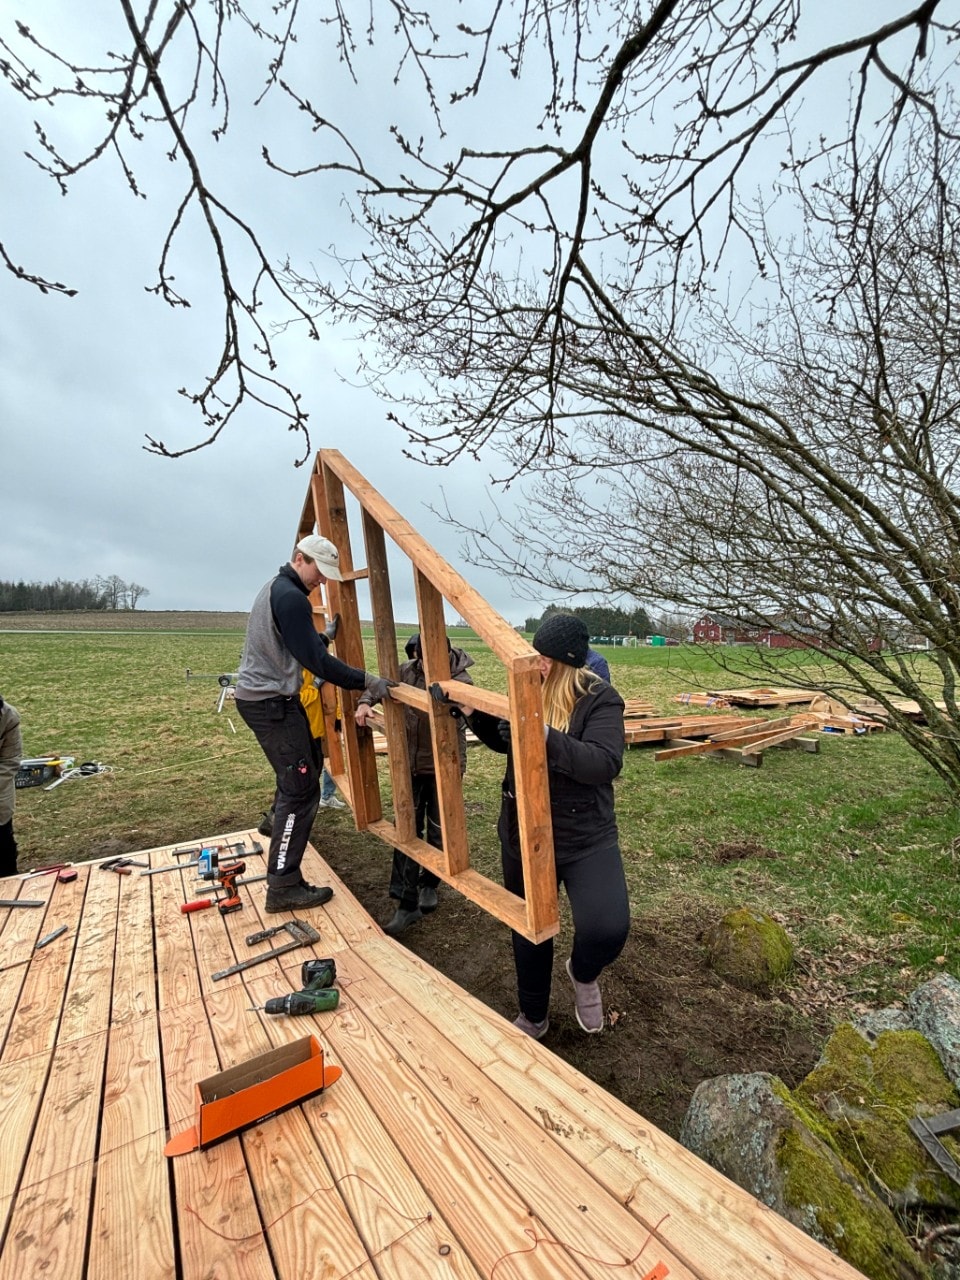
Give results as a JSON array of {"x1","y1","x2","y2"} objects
[
  {"x1": 430, "y1": 681, "x2": 463, "y2": 718},
  {"x1": 320, "y1": 612, "x2": 341, "y2": 648},
  {"x1": 364, "y1": 674, "x2": 398, "y2": 702}
]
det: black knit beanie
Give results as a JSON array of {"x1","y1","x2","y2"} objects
[{"x1": 532, "y1": 614, "x2": 589, "y2": 667}]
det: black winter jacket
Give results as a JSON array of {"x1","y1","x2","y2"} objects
[{"x1": 469, "y1": 679, "x2": 624, "y2": 860}]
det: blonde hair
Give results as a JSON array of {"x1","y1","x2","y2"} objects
[{"x1": 541, "y1": 662, "x2": 600, "y2": 733}]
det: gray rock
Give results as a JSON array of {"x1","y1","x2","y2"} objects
[
  {"x1": 908, "y1": 975, "x2": 960, "y2": 1090},
  {"x1": 680, "y1": 1071, "x2": 930, "y2": 1279},
  {"x1": 854, "y1": 1008, "x2": 914, "y2": 1042}
]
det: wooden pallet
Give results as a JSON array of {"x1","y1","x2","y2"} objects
[
  {"x1": 705, "y1": 687, "x2": 821, "y2": 708},
  {"x1": 0, "y1": 831, "x2": 866, "y2": 1279},
  {"x1": 622, "y1": 697, "x2": 657, "y2": 718}
]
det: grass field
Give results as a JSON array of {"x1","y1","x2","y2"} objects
[{"x1": 4, "y1": 614, "x2": 960, "y2": 1012}]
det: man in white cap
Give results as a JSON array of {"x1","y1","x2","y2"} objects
[{"x1": 236, "y1": 535, "x2": 395, "y2": 912}]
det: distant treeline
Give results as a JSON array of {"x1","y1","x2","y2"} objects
[
  {"x1": 0, "y1": 576, "x2": 150, "y2": 612},
  {"x1": 524, "y1": 603, "x2": 652, "y2": 637}
]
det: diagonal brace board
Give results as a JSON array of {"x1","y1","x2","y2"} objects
[{"x1": 296, "y1": 450, "x2": 560, "y2": 944}]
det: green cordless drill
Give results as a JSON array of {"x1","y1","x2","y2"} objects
[{"x1": 253, "y1": 957, "x2": 339, "y2": 1016}]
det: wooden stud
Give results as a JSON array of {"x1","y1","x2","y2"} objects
[{"x1": 414, "y1": 567, "x2": 470, "y2": 878}]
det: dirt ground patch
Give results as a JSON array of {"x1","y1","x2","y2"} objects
[{"x1": 325, "y1": 825, "x2": 824, "y2": 1139}]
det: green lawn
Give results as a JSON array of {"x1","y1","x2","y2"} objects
[{"x1": 4, "y1": 625, "x2": 959, "y2": 1007}]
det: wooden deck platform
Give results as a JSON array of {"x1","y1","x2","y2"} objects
[{"x1": 0, "y1": 832, "x2": 867, "y2": 1280}]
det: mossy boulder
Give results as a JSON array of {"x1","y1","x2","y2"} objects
[
  {"x1": 796, "y1": 1023, "x2": 960, "y2": 1214},
  {"x1": 908, "y1": 974, "x2": 960, "y2": 1090},
  {"x1": 680, "y1": 1071, "x2": 930, "y2": 1279},
  {"x1": 702, "y1": 907, "x2": 794, "y2": 992}
]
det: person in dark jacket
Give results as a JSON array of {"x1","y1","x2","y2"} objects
[
  {"x1": 585, "y1": 646, "x2": 611, "y2": 683},
  {"x1": 357, "y1": 633, "x2": 474, "y2": 936},
  {"x1": 436, "y1": 613, "x2": 629, "y2": 1038},
  {"x1": 236, "y1": 535, "x2": 396, "y2": 914},
  {"x1": 0, "y1": 697, "x2": 22, "y2": 878}
]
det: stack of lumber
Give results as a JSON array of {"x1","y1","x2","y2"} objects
[
  {"x1": 853, "y1": 696, "x2": 946, "y2": 725},
  {"x1": 672, "y1": 691, "x2": 731, "y2": 709},
  {"x1": 652, "y1": 714, "x2": 821, "y2": 766},
  {"x1": 705, "y1": 686, "x2": 820, "y2": 708},
  {"x1": 624, "y1": 712, "x2": 752, "y2": 747},
  {"x1": 622, "y1": 696, "x2": 656, "y2": 718},
  {"x1": 806, "y1": 695, "x2": 886, "y2": 735}
]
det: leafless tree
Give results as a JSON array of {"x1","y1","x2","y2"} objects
[
  {"x1": 127, "y1": 582, "x2": 150, "y2": 610},
  {"x1": 5, "y1": 3, "x2": 960, "y2": 784},
  {"x1": 451, "y1": 143, "x2": 960, "y2": 789},
  {"x1": 97, "y1": 574, "x2": 127, "y2": 611}
]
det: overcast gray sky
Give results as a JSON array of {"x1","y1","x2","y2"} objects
[
  {"x1": 0, "y1": 5, "x2": 545, "y2": 627},
  {"x1": 0, "y1": 2, "x2": 920, "y2": 629}
]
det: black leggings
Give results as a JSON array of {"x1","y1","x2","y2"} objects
[{"x1": 501, "y1": 826, "x2": 630, "y2": 1024}]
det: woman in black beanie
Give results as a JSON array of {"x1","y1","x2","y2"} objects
[{"x1": 439, "y1": 613, "x2": 629, "y2": 1038}]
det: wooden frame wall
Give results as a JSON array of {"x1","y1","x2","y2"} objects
[{"x1": 296, "y1": 450, "x2": 559, "y2": 944}]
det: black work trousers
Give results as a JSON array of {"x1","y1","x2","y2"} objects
[
  {"x1": 0, "y1": 820, "x2": 17, "y2": 878},
  {"x1": 389, "y1": 772, "x2": 442, "y2": 908},
  {"x1": 500, "y1": 813, "x2": 630, "y2": 1024},
  {"x1": 236, "y1": 695, "x2": 320, "y2": 887}
]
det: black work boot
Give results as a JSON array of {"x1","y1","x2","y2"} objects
[
  {"x1": 417, "y1": 885, "x2": 439, "y2": 913},
  {"x1": 265, "y1": 880, "x2": 333, "y2": 913},
  {"x1": 257, "y1": 805, "x2": 275, "y2": 838},
  {"x1": 384, "y1": 904, "x2": 423, "y2": 936}
]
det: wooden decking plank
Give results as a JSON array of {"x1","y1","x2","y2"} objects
[
  {"x1": 88, "y1": 1133, "x2": 174, "y2": 1279},
  {"x1": 294, "y1": 1014, "x2": 486, "y2": 1280},
  {"x1": 319, "y1": 983, "x2": 609, "y2": 1280},
  {"x1": 110, "y1": 855, "x2": 159, "y2": 1026},
  {"x1": 0, "y1": 873, "x2": 62, "y2": 1058},
  {"x1": 0, "y1": 1052, "x2": 49, "y2": 1242},
  {"x1": 301, "y1": 843, "x2": 383, "y2": 950},
  {"x1": 159, "y1": 1001, "x2": 277, "y2": 1279},
  {"x1": 88, "y1": 845, "x2": 172, "y2": 1277},
  {"x1": 2, "y1": 866, "x2": 122, "y2": 1275},
  {"x1": 0, "y1": 1164, "x2": 95, "y2": 1280},
  {"x1": 359, "y1": 933, "x2": 866, "y2": 1280},
  {"x1": 337, "y1": 949, "x2": 693, "y2": 1280},
  {"x1": 204, "y1": 983, "x2": 386, "y2": 1280},
  {"x1": 90, "y1": 1025, "x2": 173, "y2": 1279},
  {"x1": 150, "y1": 850, "x2": 205, "y2": 1010},
  {"x1": 58, "y1": 866, "x2": 122, "y2": 1045},
  {"x1": 1, "y1": 927, "x2": 73, "y2": 1064},
  {"x1": 3, "y1": 1034, "x2": 108, "y2": 1279},
  {"x1": 5, "y1": 854, "x2": 117, "y2": 1064}
]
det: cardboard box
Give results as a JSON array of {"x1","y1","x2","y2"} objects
[{"x1": 165, "y1": 1035, "x2": 341, "y2": 1157}]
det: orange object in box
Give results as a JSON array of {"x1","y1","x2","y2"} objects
[{"x1": 164, "y1": 1034, "x2": 341, "y2": 1157}]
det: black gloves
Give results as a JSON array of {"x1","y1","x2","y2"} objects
[
  {"x1": 320, "y1": 613, "x2": 341, "y2": 648},
  {"x1": 497, "y1": 718, "x2": 512, "y2": 745},
  {"x1": 430, "y1": 681, "x2": 463, "y2": 719},
  {"x1": 364, "y1": 674, "x2": 398, "y2": 701}
]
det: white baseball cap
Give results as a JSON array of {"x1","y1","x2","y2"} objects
[{"x1": 296, "y1": 534, "x2": 343, "y2": 581}]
